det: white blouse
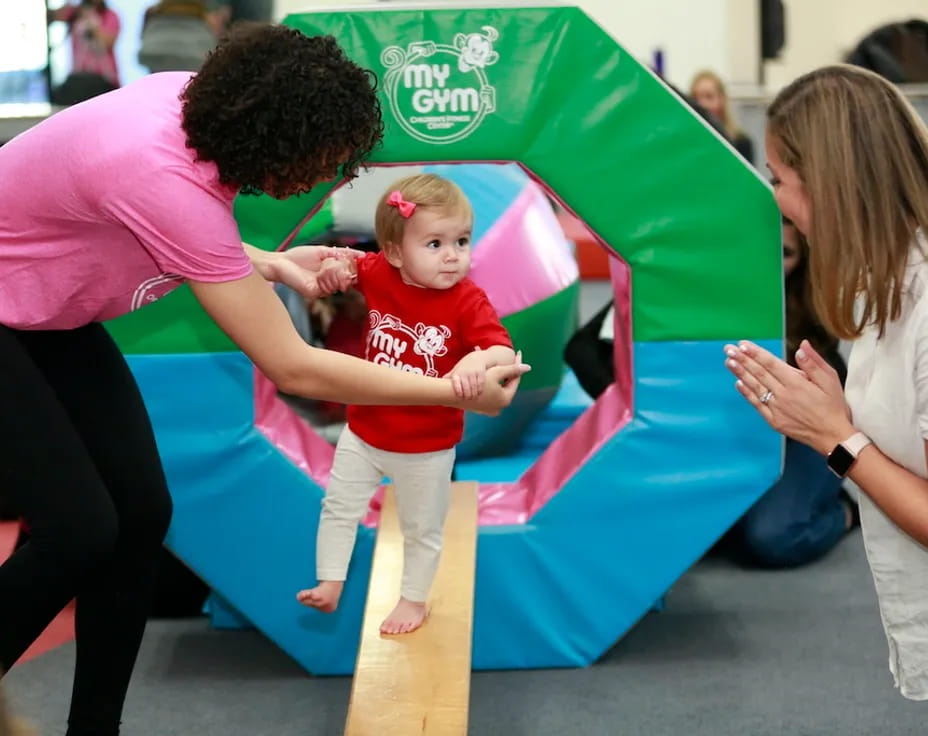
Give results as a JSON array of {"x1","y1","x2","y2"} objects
[{"x1": 844, "y1": 229, "x2": 928, "y2": 700}]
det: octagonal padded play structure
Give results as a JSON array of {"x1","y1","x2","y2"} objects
[{"x1": 106, "y1": 5, "x2": 783, "y2": 675}]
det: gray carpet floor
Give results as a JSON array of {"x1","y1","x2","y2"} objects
[{"x1": 6, "y1": 530, "x2": 926, "y2": 736}]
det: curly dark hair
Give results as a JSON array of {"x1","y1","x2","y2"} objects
[{"x1": 180, "y1": 23, "x2": 384, "y2": 198}]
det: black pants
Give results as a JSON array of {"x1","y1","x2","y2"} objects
[{"x1": 0, "y1": 323, "x2": 172, "y2": 735}]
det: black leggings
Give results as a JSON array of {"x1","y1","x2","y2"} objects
[{"x1": 0, "y1": 323, "x2": 172, "y2": 736}]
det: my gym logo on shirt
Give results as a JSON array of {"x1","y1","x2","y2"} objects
[
  {"x1": 130, "y1": 273, "x2": 184, "y2": 311},
  {"x1": 380, "y1": 25, "x2": 500, "y2": 144},
  {"x1": 366, "y1": 311, "x2": 451, "y2": 376}
]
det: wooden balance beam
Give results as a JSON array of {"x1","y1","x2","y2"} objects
[{"x1": 345, "y1": 481, "x2": 479, "y2": 736}]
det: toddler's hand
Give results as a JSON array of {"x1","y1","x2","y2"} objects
[
  {"x1": 449, "y1": 365, "x2": 486, "y2": 400},
  {"x1": 317, "y1": 258, "x2": 355, "y2": 295},
  {"x1": 446, "y1": 349, "x2": 486, "y2": 400}
]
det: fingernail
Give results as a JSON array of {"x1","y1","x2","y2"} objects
[
  {"x1": 726, "y1": 359, "x2": 738, "y2": 370},
  {"x1": 725, "y1": 348, "x2": 737, "y2": 358},
  {"x1": 738, "y1": 341, "x2": 751, "y2": 352},
  {"x1": 736, "y1": 379, "x2": 744, "y2": 389},
  {"x1": 796, "y1": 348, "x2": 806, "y2": 360}
]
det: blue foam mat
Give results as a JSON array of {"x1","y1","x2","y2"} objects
[
  {"x1": 130, "y1": 338, "x2": 781, "y2": 674},
  {"x1": 458, "y1": 369, "x2": 592, "y2": 479}
]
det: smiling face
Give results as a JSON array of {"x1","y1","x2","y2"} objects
[
  {"x1": 385, "y1": 207, "x2": 472, "y2": 290},
  {"x1": 464, "y1": 35, "x2": 491, "y2": 65},
  {"x1": 766, "y1": 133, "x2": 812, "y2": 238}
]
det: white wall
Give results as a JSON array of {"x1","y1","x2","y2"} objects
[
  {"x1": 276, "y1": 0, "x2": 386, "y2": 17},
  {"x1": 109, "y1": 0, "x2": 149, "y2": 86},
  {"x1": 546, "y1": 0, "x2": 732, "y2": 91},
  {"x1": 274, "y1": 1, "x2": 926, "y2": 94},
  {"x1": 764, "y1": 0, "x2": 928, "y2": 90},
  {"x1": 272, "y1": 0, "x2": 745, "y2": 91}
]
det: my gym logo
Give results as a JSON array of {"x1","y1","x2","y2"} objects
[{"x1": 381, "y1": 26, "x2": 500, "y2": 144}]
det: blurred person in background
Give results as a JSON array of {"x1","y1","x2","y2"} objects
[
  {"x1": 139, "y1": 0, "x2": 224, "y2": 73},
  {"x1": 690, "y1": 69, "x2": 755, "y2": 165},
  {"x1": 48, "y1": 0, "x2": 120, "y2": 104}
]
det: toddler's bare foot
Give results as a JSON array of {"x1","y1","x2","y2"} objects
[
  {"x1": 380, "y1": 597, "x2": 427, "y2": 635},
  {"x1": 296, "y1": 580, "x2": 344, "y2": 613}
]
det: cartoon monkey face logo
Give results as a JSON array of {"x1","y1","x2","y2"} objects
[
  {"x1": 382, "y1": 25, "x2": 501, "y2": 143},
  {"x1": 414, "y1": 325, "x2": 451, "y2": 358},
  {"x1": 455, "y1": 26, "x2": 500, "y2": 73}
]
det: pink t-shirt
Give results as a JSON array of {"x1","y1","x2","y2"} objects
[{"x1": 0, "y1": 72, "x2": 253, "y2": 330}]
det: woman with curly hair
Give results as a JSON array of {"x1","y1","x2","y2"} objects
[{"x1": 0, "y1": 23, "x2": 527, "y2": 735}]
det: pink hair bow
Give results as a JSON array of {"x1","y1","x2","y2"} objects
[{"x1": 386, "y1": 190, "x2": 416, "y2": 218}]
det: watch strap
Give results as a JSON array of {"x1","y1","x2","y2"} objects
[{"x1": 842, "y1": 431, "x2": 872, "y2": 458}]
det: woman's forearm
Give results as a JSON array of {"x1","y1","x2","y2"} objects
[
  {"x1": 242, "y1": 242, "x2": 276, "y2": 277},
  {"x1": 275, "y1": 343, "x2": 459, "y2": 408},
  {"x1": 849, "y1": 444, "x2": 928, "y2": 545},
  {"x1": 189, "y1": 273, "x2": 461, "y2": 408}
]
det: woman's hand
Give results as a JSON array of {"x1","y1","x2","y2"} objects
[
  {"x1": 246, "y1": 244, "x2": 362, "y2": 298},
  {"x1": 458, "y1": 352, "x2": 530, "y2": 415},
  {"x1": 724, "y1": 339, "x2": 855, "y2": 455},
  {"x1": 316, "y1": 258, "x2": 356, "y2": 295}
]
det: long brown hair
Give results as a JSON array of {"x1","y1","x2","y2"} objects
[{"x1": 767, "y1": 64, "x2": 928, "y2": 338}]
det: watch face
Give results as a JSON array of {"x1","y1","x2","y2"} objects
[{"x1": 827, "y1": 444, "x2": 855, "y2": 477}]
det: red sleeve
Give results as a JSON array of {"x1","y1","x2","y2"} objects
[
  {"x1": 459, "y1": 285, "x2": 512, "y2": 351},
  {"x1": 352, "y1": 252, "x2": 380, "y2": 297}
]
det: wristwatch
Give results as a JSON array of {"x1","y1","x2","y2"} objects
[{"x1": 826, "y1": 431, "x2": 872, "y2": 478}]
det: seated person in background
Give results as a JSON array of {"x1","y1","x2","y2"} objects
[
  {"x1": 297, "y1": 174, "x2": 516, "y2": 634},
  {"x1": 564, "y1": 218, "x2": 856, "y2": 568},
  {"x1": 732, "y1": 218, "x2": 855, "y2": 567},
  {"x1": 689, "y1": 69, "x2": 755, "y2": 165}
]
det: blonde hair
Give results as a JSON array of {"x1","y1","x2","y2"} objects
[
  {"x1": 690, "y1": 69, "x2": 742, "y2": 140},
  {"x1": 768, "y1": 64, "x2": 928, "y2": 338},
  {"x1": 374, "y1": 174, "x2": 472, "y2": 257}
]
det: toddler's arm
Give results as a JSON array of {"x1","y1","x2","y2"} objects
[{"x1": 446, "y1": 344, "x2": 517, "y2": 400}]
